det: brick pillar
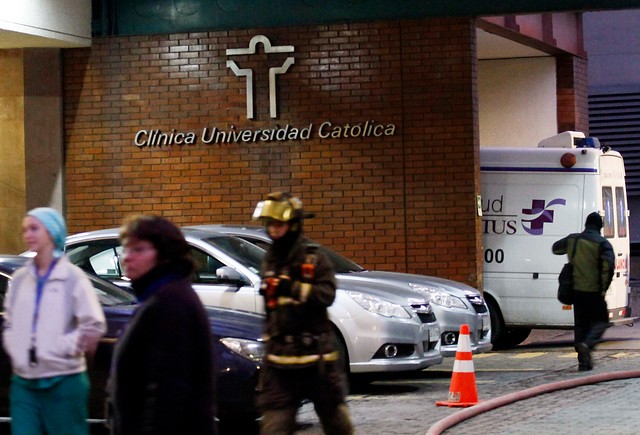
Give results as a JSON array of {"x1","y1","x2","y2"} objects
[
  {"x1": 557, "y1": 54, "x2": 589, "y2": 133},
  {"x1": 400, "y1": 18, "x2": 483, "y2": 288}
]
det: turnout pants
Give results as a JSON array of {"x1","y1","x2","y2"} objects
[{"x1": 257, "y1": 362, "x2": 353, "y2": 435}]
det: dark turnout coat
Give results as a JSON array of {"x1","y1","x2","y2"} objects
[{"x1": 260, "y1": 235, "x2": 338, "y2": 367}]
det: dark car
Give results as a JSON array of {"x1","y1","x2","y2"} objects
[{"x1": 0, "y1": 255, "x2": 264, "y2": 426}]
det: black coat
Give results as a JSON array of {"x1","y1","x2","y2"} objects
[{"x1": 109, "y1": 275, "x2": 216, "y2": 435}]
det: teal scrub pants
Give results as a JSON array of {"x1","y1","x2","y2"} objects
[{"x1": 9, "y1": 372, "x2": 90, "y2": 435}]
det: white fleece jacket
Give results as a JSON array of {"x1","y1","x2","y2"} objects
[{"x1": 3, "y1": 256, "x2": 106, "y2": 379}]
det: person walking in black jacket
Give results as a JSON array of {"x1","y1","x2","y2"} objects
[
  {"x1": 108, "y1": 215, "x2": 216, "y2": 435},
  {"x1": 253, "y1": 192, "x2": 353, "y2": 435},
  {"x1": 553, "y1": 212, "x2": 615, "y2": 371}
]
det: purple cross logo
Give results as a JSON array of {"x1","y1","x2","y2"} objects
[{"x1": 521, "y1": 198, "x2": 566, "y2": 235}]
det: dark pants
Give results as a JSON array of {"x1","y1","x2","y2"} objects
[
  {"x1": 257, "y1": 362, "x2": 353, "y2": 435},
  {"x1": 573, "y1": 290, "x2": 610, "y2": 348}
]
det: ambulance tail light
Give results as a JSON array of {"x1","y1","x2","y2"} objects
[{"x1": 560, "y1": 153, "x2": 577, "y2": 168}]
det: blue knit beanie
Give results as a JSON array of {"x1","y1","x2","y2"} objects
[{"x1": 27, "y1": 207, "x2": 67, "y2": 258}]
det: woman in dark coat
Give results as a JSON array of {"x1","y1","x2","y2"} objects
[{"x1": 108, "y1": 215, "x2": 216, "y2": 435}]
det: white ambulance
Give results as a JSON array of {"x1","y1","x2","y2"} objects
[{"x1": 480, "y1": 131, "x2": 634, "y2": 349}]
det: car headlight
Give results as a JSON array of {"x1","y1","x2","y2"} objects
[
  {"x1": 220, "y1": 338, "x2": 264, "y2": 363},
  {"x1": 346, "y1": 291, "x2": 411, "y2": 318},
  {"x1": 408, "y1": 283, "x2": 467, "y2": 309}
]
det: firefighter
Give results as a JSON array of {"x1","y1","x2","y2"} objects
[{"x1": 253, "y1": 192, "x2": 353, "y2": 435}]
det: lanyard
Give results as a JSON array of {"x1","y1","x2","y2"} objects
[{"x1": 31, "y1": 259, "x2": 58, "y2": 340}]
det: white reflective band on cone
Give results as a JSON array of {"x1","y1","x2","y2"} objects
[
  {"x1": 457, "y1": 335, "x2": 471, "y2": 352},
  {"x1": 452, "y1": 359, "x2": 475, "y2": 373}
]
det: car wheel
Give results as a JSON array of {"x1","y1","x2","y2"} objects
[
  {"x1": 333, "y1": 328, "x2": 349, "y2": 375},
  {"x1": 332, "y1": 328, "x2": 368, "y2": 392},
  {"x1": 486, "y1": 297, "x2": 532, "y2": 349}
]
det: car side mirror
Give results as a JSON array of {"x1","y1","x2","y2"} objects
[{"x1": 216, "y1": 266, "x2": 247, "y2": 288}]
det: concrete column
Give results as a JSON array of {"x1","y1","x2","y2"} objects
[
  {"x1": 0, "y1": 50, "x2": 26, "y2": 253},
  {"x1": 23, "y1": 48, "x2": 64, "y2": 212},
  {"x1": 0, "y1": 48, "x2": 64, "y2": 253}
]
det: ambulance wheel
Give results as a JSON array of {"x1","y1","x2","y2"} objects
[
  {"x1": 486, "y1": 297, "x2": 507, "y2": 349},
  {"x1": 502, "y1": 327, "x2": 532, "y2": 348},
  {"x1": 486, "y1": 297, "x2": 530, "y2": 349}
]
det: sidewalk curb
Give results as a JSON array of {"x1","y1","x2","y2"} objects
[{"x1": 425, "y1": 369, "x2": 640, "y2": 435}]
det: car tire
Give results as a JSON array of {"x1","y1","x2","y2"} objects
[
  {"x1": 333, "y1": 328, "x2": 349, "y2": 375},
  {"x1": 332, "y1": 327, "x2": 369, "y2": 392}
]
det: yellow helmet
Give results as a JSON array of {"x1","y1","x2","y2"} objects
[{"x1": 252, "y1": 192, "x2": 305, "y2": 222}]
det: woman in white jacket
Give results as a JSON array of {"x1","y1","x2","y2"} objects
[{"x1": 3, "y1": 207, "x2": 106, "y2": 435}]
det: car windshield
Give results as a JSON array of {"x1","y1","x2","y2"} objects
[
  {"x1": 320, "y1": 247, "x2": 365, "y2": 273},
  {"x1": 234, "y1": 234, "x2": 364, "y2": 274},
  {"x1": 88, "y1": 274, "x2": 137, "y2": 306},
  {"x1": 203, "y1": 236, "x2": 266, "y2": 274}
]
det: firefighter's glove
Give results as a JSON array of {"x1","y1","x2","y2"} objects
[{"x1": 276, "y1": 277, "x2": 293, "y2": 297}]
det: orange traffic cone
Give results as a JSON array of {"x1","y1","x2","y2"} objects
[{"x1": 435, "y1": 324, "x2": 479, "y2": 407}]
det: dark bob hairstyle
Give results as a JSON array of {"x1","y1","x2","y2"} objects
[{"x1": 119, "y1": 214, "x2": 195, "y2": 277}]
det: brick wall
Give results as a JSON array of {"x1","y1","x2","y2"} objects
[{"x1": 63, "y1": 17, "x2": 483, "y2": 287}]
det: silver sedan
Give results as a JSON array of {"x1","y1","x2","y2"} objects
[
  {"x1": 189, "y1": 225, "x2": 492, "y2": 357},
  {"x1": 65, "y1": 227, "x2": 443, "y2": 374}
]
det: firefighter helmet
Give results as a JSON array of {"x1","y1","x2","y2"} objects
[{"x1": 252, "y1": 192, "x2": 305, "y2": 222}]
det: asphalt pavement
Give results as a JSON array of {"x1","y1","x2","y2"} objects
[
  {"x1": 428, "y1": 370, "x2": 640, "y2": 434},
  {"x1": 291, "y1": 321, "x2": 640, "y2": 435},
  {"x1": 428, "y1": 322, "x2": 640, "y2": 435}
]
